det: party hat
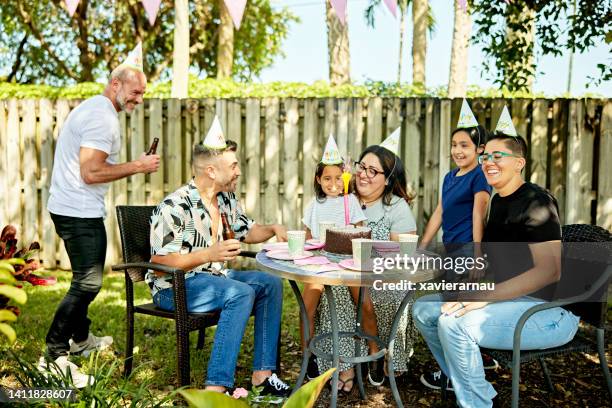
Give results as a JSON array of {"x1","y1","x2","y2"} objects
[
  {"x1": 379, "y1": 127, "x2": 400, "y2": 155},
  {"x1": 321, "y1": 134, "x2": 343, "y2": 164},
  {"x1": 120, "y1": 42, "x2": 144, "y2": 72},
  {"x1": 495, "y1": 106, "x2": 518, "y2": 137},
  {"x1": 202, "y1": 116, "x2": 227, "y2": 149},
  {"x1": 457, "y1": 99, "x2": 479, "y2": 128}
]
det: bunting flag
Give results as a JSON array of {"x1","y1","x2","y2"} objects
[
  {"x1": 458, "y1": 0, "x2": 468, "y2": 12},
  {"x1": 383, "y1": 0, "x2": 397, "y2": 18},
  {"x1": 65, "y1": 0, "x2": 80, "y2": 17},
  {"x1": 141, "y1": 0, "x2": 162, "y2": 26},
  {"x1": 329, "y1": 0, "x2": 347, "y2": 25},
  {"x1": 224, "y1": 0, "x2": 248, "y2": 30}
]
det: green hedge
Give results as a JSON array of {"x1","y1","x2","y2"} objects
[{"x1": 0, "y1": 78, "x2": 605, "y2": 99}]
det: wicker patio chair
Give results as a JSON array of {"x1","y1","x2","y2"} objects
[{"x1": 112, "y1": 205, "x2": 259, "y2": 387}]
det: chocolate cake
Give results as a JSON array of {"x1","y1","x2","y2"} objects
[{"x1": 324, "y1": 226, "x2": 372, "y2": 255}]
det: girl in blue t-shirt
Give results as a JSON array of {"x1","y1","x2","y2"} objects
[
  {"x1": 300, "y1": 161, "x2": 384, "y2": 389},
  {"x1": 419, "y1": 125, "x2": 492, "y2": 253}
]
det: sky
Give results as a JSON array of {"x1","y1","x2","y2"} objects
[{"x1": 260, "y1": 0, "x2": 611, "y2": 96}]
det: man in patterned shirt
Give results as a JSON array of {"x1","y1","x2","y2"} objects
[{"x1": 147, "y1": 140, "x2": 291, "y2": 399}]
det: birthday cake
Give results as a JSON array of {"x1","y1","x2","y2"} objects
[{"x1": 324, "y1": 226, "x2": 371, "y2": 255}]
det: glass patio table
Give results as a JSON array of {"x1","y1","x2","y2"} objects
[{"x1": 256, "y1": 249, "x2": 441, "y2": 408}]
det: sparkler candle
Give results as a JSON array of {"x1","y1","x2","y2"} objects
[{"x1": 342, "y1": 158, "x2": 352, "y2": 225}]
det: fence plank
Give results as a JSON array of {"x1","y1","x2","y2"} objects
[
  {"x1": 149, "y1": 99, "x2": 164, "y2": 204},
  {"x1": 439, "y1": 100, "x2": 452, "y2": 199},
  {"x1": 366, "y1": 97, "x2": 383, "y2": 146},
  {"x1": 54, "y1": 100, "x2": 71, "y2": 270},
  {"x1": 302, "y1": 99, "x2": 319, "y2": 211},
  {"x1": 282, "y1": 98, "x2": 299, "y2": 229},
  {"x1": 386, "y1": 98, "x2": 402, "y2": 136},
  {"x1": 39, "y1": 99, "x2": 56, "y2": 268},
  {"x1": 167, "y1": 99, "x2": 183, "y2": 189},
  {"x1": 183, "y1": 100, "x2": 194, "y2": 181},
  {"x1": 337, "y1": 98, "x2": 349, "y2": 158},
  {"x1": 245, "y1": 99, "x2": 261, "y2": 221},
  {"x1": 530, "y1": 99, "x2": 549, "y2": 187},
  {"x1": 551, "y1": 100, "x2": 568, "y2": 221},
  {"x1": 404, "y1": 99, "x2": 422, "y2": 232},
  {"x1": 512, "y1": 99, "x2": 530, "y2": 137},
  {"x1": 422, "y1": 99, "x2": 437, "y2": 223},
  {"x1": 22, "y1": 100, "x2": 38, "y2": 244},
  {"x1": 130, "y1": 104, "x2": 146, "y2": 204},
  {"x1": 597, "y1": 101, "x2": 612, "y2": 230},
  {"x1": 323, "y1": 99, "x2": 335, "y2": 143},
  {"x1": 347, "y1": 98, "x2": 364, "y2": 161},
  {"x1": 6, "y1": 100, "x2": 21, "y2": 230},
  {"x1": 565, "y1": 100, "x2": 593, "y2": 224},
  {"x1": 264, "y1": 98, "x2": 280, "y2": 225},
  {"x1": 0, "y1": 101, "x2": 6, "y2": 224}
]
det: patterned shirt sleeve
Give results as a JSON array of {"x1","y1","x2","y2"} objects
[
  {"x1": 230, "y1": 195, "x2": 255, "y2": 241},
  {"x1": 150, "y1": 201, "x2": 186, "y2": 256}
]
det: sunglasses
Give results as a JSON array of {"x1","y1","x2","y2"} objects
[{"x1": 478, "y1": 151, "x2": 521, "y2": 165}]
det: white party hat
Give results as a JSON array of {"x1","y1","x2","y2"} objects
[
  {"x1": 120, "y1": 42, "x2": 143, "y2": 72},
  {"x1": 495, "y1": 106, "x2": 518, "y2": 137},
  {"x1": 321, "y1": 134, "x2": 343, "y2": 164},
  {"x1": 457, "y1": 99, "x2": 479, "y2": 128},
  {"x1": 202, "y1": 116, "x2": 227, "y2": 149},
  {"x1": 379, "y1": 127, "x2": 400, "y2": 155}
]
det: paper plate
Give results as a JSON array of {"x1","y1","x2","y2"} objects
[
  {"x1": 338, "y1": 258, "x2": 371, "y2": 271},
  {"x1": 263, "y1": 240, "x2": 325, "y2": 251},
  {"x1": 267, "y1": 250, "x2": 314, "y2": 261}
]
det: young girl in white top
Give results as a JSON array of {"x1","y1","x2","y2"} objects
[{"x1": 300, "y1": 136, "x2": 385, "y2": 390}]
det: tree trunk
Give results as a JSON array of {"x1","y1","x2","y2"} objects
[
  {"x1": 505, "y1": 7, "x2": 535, "y2": 91},
  {"x1": 217, "y1": 0, "x2": 234, "y2": 79},
  {"x1": 326, "y1": 0, "x2": 350, "y2": 86},
  {"x1": 397, "y1": 5, "x2": 407, "y2": 84},
  {"x1": 412, "y1": 0, "x2": 427, "y2": 87},
  {"x1": 447, "y1": 0, "x2": 470, "y2": 98},
  {"x1": 171, "y1": 0, "x2": 189, "y2": 98}
]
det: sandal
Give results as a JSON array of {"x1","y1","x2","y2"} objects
[{"x1": 337, "y1": 376, "x2": 355, "y2": 394}]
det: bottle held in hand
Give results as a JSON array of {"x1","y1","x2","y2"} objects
[
  {"x1": 221, "y1": 212, "x2": 235, "y2": 240},
  {"x1": 147, "y1": 137, "x2": 159, "y2": 155}
]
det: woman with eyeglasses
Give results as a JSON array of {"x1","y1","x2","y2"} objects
[{"x1": 314, "y1": 141, "x2": 418, "y2": 390}]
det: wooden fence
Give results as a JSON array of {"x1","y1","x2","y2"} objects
[{"x1": 0, "y1": 97, "x2": 610, "y2": 270}]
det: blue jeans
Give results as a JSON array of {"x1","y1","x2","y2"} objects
[
  {"x1": 153, "y1": 270, "x2": 283, "y2": 388},
  {"x1": 413, "y1": 294, "x2": 580, "y2": 408}
]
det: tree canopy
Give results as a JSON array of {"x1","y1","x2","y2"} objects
[
  {"x1": 0, "y1": 0, "x2": 297, "y2": 85},
  {"x1": 471, "y1": 0, "x2": 610, "y2": 91}
]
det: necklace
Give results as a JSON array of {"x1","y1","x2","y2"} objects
[{"x1": 360, "y1": 198, "x2": 380, "y2": 210}]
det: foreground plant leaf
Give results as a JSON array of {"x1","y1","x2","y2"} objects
[
  {"x1": 0, "y1": 285, "x2": 27, "y2": 304},
  {"x1": 178, "y1": 389, "x2": 248, "y2": 408},
  {"x1": 0, "y1": 322, "x2": 16, "y2": 344},
  {"x1": 283, "y1": 367, "x2": 336, "y2": 408}
]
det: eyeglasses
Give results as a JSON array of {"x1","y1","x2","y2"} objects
[
  {"x1": 354, "y1": 161, "x2": 384, "y2": 179},
  {"x1": 478, "y1": 151, "x2": 521, "y2": 165}
]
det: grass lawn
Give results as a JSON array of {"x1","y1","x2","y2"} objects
[{"x1": 1, "y1": 268, "x2": 610, "y2": 407}]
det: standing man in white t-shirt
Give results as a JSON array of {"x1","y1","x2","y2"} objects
[{"x1": 39, "y1": 44, "x2": 160, "y2": 387}]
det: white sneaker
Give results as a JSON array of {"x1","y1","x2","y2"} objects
[
  {"x1": 69, "y1": 333, "x2": 113, "y2": 357},
  {"x1": 37, "y1": 356, "x2": 94, "y2": 389}
]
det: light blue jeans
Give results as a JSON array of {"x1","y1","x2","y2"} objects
[
  {"x1": 413, "y1": 294, "x2": 580, "y2": 408},
  {"x1": 153, "y1": 270, "x2": 283, "y2": 388}
]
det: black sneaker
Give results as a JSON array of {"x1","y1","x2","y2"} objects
[
  {"x1": 420, "y1": 370, "x2": 453, "y2": 391},
  {"x1": 368, "y1": 359, "x2": 385, "y2": 386},
  {"x1": 255, "y1": 374, "x2": 291, "y2": 403},
  {"x1": 482, "y1": 353, "x2": 499, "y2": 370},
  {"x1": 306, "y1": 355, "x2": 319, "y2": 380}
]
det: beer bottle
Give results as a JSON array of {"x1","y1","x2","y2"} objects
[
  {"x1": 147, "y1": 137, "x2": 159, "y2": 155},
  {"x1": 220, "y1": 212, "x2": 235, "y2": 240}
]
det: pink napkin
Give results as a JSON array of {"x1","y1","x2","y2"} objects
[
  {"x1": 293, "y1": 256, "x2": 330, "y2": 266},
  {"x1": 314, "y1": 263, "x2": 343, "y2": 273}
]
